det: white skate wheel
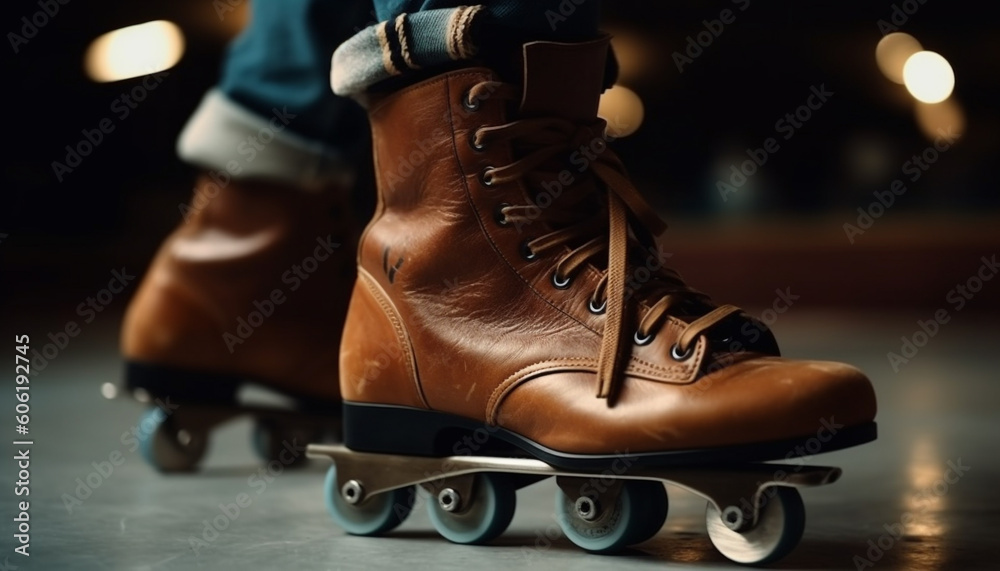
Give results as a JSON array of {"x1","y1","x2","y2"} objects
[{"x1": 705, "y1": 486, "x2": 805, "y2": 565}]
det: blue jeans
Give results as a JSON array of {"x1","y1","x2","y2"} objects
[{"x1": 216, "y1": 0, "x2": 601, "y2": 148}]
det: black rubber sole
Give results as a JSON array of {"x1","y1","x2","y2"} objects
[
  {"x1": 124, "y1": 361, "x2": 340, "y2": 414},
  {"x1": 344, "y1": 401, "x2": 878, "y2": 471}
]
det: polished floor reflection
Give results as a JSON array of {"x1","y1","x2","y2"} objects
[{"x1": 3, "y1": 310, "x2": 995, "y2": 570}]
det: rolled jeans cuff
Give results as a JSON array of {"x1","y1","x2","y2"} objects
[{"x1": 177, "y1": 89, "x2": 354, "y2": 190}]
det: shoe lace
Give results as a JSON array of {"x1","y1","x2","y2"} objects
[{"x1": 467, "y1": 81, "x2": 743, "y2": 401}]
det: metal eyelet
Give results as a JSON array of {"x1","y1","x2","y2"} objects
[
  {"x1": 519, "y1": 241, "x2": 537, "y2": 261},
  {"x1": 634, "y1": 330, "x2": 654, "y2": 346},
  {"x1": 551, "y1": 272, "x2": 572, "y2": 289},
  {"x1": 480, "y1": 167, "x2": 496, "y2": 187},
  {"x1": 671, "y1": 343, "x2": 694, "y2": 361},
  {"x1": 588, "y1": 298, "x2": 606, "y2": 315},
  {"x1": 462, "y1": 91, "x2": 480, "y2": 111},
  {"x1": 494, "y1": 203, "x2": 511, "y2": 226},
  {"x1": 469, "y1": 129, "x2": 485, "y2": 152}
]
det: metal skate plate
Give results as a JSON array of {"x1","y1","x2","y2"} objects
[{"x1": 307, "y1": 444, "x2": 840, "y2": 528}]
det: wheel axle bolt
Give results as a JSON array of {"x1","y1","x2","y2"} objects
[
  {"x1": 342, "y1": 480, "x2": 364, "y2": 505},
  {"x1": 721, "y1": 506, "x2": 744, "y2": 530},
  {"x1": 575, "y1": 496, "x2": 600, "y2": 521},
  {"x1": 438, "y1": 488, "x2": 461, "y2": 512}
]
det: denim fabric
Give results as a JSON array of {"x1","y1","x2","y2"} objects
[
  {"x1": 217, "y1": 0, "x2": 371, "y2": 149},
  {"x1": 332, "y1": 1, "x2": 602, "y2": 96},
  {"x1": 213, "y1": 1, "x2": 601, "y2": 145}
]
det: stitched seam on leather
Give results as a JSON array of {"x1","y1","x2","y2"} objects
[
  {"x1": 486, "y1": 358, "x2": 597, "y2": 424},
  {"x1": 626, "y1": 337, "x2": 706, "y2": 382},
  {"x1": 486, "y1": 344, "x2": 709, "y2": 425},
  {"x1": 357, "y1": 268, "x2": 428, "y2": 408},
  {"x1": 627, "y1": 356, "x2": 687, "y2": 375},
  {"x1": 684, "y1": 336, "x2": 707, "y2": 383}
]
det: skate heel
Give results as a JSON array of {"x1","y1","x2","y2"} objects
[
  {"x1": 343, "y1": 402, "x2": 519, "y2": 457},
  {"x1": 118, "y1": 361, "x2": 340, "y2": 472}
]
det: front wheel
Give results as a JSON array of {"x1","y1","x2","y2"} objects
[{"x1": 705, "y1": 486, "x2": 806, "y2": 565}]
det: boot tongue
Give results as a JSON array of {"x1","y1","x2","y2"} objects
[{"x1": 519, "y1": 36, "x2": 610, "y2": 122}]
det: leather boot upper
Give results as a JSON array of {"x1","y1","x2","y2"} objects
[
  {"x1": 341, "y1": 37, "x2": 876, "y2": 454},
  {"x1": 122, "y1": 176, "x2": 355, "y2": 401}
]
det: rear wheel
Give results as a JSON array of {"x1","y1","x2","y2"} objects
[{"x1": 324, "y1": 465, "x2": 415, "y2": 536}]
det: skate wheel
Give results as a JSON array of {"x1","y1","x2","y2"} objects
[
  {"x1": 627, "y1": 482, "x2": 669, "y2": 544},
  {"x1": 426, "y1": 473, "x2": 516, "y2": 545},
  {"x1": 705, "y1": 486, "x2": 805, "y2": 565},
  {"x1": 324, "y1": 465, "x2": 415, "y2": 536},
  {"x1": 251, "y1": 419, "x2": 316, "y2": 468},
  {"x1": 556, "y1": 479, "x2": 668, "y2": 554},
  {"x1": 137, "y1": 407, "x2": 207, "y2": 472}
]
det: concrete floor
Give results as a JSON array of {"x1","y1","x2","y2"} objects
[{"x1": 2, "y1": 310, "x2": 996, "y2": 570}]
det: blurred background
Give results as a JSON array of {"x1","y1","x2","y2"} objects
[{"x1": 2, "y1": 0, "x2": 998, "y2": 316}]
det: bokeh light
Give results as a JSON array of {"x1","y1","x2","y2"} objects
[
  {"x1": 903, "y1": 51, "x2": 955, "y2": 104},
  {"x1": 599, "y1": 85, "x2": 645, "y2": 138},
  {"x1": 85, "y1": 20, "x2": 185, "y2": 83},
  {"x1": 876, "y1": 33, "x2": 923, "y2": 85},
  {"x1": 914, "y1": 99, "x2": 965, "y2": 141}
]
